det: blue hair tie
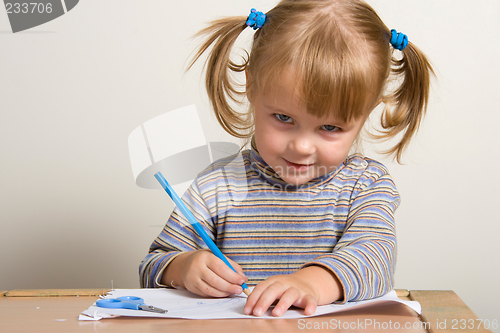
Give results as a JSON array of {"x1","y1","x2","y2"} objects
[
  {"x1": 390, "y1": 29, "x2": 408, "y2": 51},
  {"x1": 246, "y1": 8, "x2": 266, "y2": 30}
]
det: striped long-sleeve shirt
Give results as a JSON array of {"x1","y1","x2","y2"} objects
[{"x1": 139, "y1": 144, "x2": 400, "y2": 303}]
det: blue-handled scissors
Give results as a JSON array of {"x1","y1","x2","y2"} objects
[{"x1": 96, "y1": 296, "x2": 167, "y2": 314}]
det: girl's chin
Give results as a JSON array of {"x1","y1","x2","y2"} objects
[{"x1": 278, "y1": 173, "x2": 315, "y2": 186}]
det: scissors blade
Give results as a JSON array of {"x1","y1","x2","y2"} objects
[{"x1": 138, "y1": 304, "x2": 168, "y2": 314}]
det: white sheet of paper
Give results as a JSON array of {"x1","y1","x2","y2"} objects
[{"x1": 79, "y1": 288, "x2": 421, "y2": 321}]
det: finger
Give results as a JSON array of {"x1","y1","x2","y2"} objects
[
  {"x1": 191, "y1": 250, "x2": 244, "y2": 285},
  {"x1": 301, "y1": 295, "x2": 318, "y2": 316},
  {"x1": 271, "y1": 288, "x2": 300, "y2": 317},
  {"x1": 226, "y1": 257, "x2": 248, "y2": 279},
  {"x1": 248, "y1": 283, "x2": 285, "y2": 317},
  {"x1": 201, "y1": 268, "x2": 243, "y2": 296},
  {"x1": 184, "y1": 274, "x2": 230, "y2": 298},
  {"x1": 243, "y1": 280, "x2": 270, "y2": 314},
  {"x1": 245, "y1": 278, "x2": 272, "y2": 308},
  {"x1": 207, "y1": 256, "x2": 247, "y2": 286},
  {"x1": 184, "y1": 251, "x2": 242, "y2": 297},
  {"x1": 192, "y1": 278, "x2": 233, "y2": 298}
]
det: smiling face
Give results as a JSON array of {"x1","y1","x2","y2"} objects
[{"x1": 251, "y1": 71, "x2": 368, "y2": 186}]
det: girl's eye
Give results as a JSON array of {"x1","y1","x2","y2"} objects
[
  {"x1": 274, "y1": 113, "x2": 292, "y2": 123},
  {"x1": 322, "y1": 124, "x2": 340, "y2": 132}
]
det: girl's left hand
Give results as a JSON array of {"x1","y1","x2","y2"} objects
[{"x1": 243, "y1": 269, "x2": 320, "y2": 317}]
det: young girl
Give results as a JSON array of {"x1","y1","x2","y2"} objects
[{"x1": 140, "y1": 0, "x2": 433, "y2": 317}]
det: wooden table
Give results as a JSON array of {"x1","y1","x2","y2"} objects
[{"x1": 0, "y1": 289, "x2": 491, "y2": 333}]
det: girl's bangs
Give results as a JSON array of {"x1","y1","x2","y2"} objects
[
  {"x1": 251, "y1": 30, "x2": 379, "y2": 123},
  {"x1": 299, "y1": 53, "x2": 376, "y2": 122}
]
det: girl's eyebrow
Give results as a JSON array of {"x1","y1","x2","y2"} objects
[
  {"x1": 262, "y1": 97, "x2": 357, "y2": 127},
  {"x1": 262, "y1": 102, "x2": 291, "y2": 114},
  {"x1": 325, "y1": 117, "x2": 357, "y2": 128},
  {"x1": 264, "y1": 101, "x2": 356, "y2": 127}
]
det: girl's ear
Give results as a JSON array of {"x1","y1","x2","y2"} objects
[{"x1": 245, "y1": 69, "x2": 254, "y2": 103}]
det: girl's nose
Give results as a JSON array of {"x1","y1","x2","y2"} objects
[{"x1": 289, "y1": 135, "x2": 315, "y2": 155}]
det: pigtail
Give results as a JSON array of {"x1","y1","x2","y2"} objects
[
  {"x1": 378, "y1": 40, "x2": 434, "y2": 163},
  {"x1": 188, "y1": 17, "x2": 252, "y2": 138}
]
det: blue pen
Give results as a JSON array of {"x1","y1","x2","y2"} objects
[{"x1": 154, "y1": 172, "x2": 251, "y2": 296}]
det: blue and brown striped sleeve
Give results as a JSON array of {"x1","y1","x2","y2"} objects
[{"x1": 304, "y1": 160, "x2": 399, "y2": 303}]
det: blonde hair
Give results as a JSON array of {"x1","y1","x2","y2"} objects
[{"x1": 189, "y1": 0, "x2": 434, "y2": 162}]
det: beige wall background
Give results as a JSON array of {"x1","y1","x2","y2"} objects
[{"x1": 1, "y1": 0, "x2": 499, "y2": 328}]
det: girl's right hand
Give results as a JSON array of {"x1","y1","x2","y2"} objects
[{"x1": 164, "y1": 249, "x2": 248, "y2": 298}]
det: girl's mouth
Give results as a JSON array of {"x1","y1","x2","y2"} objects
[{"x1": 283, "y1": 158, "x2": 314, "y2": 172}]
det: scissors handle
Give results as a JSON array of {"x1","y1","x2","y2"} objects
[
  {"x1": 95, "y1": 296, "x2": 167, "y2": 313},
  {"x1": 96, "y1": 296, "x2": 144, "y2": 310},
  {"x1": 116, "y1": 296, "x2": 144, "y2": 303}
]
